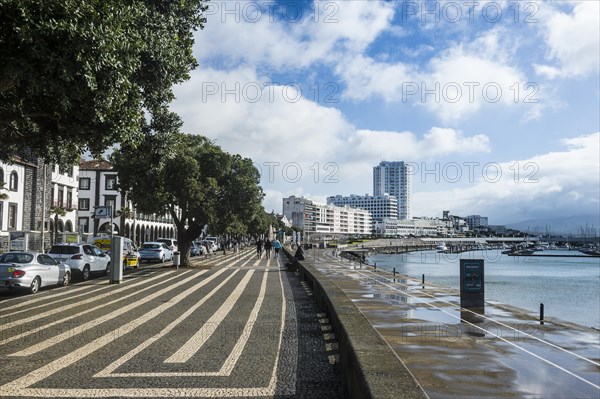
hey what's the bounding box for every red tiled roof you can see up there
[79,159,113,170]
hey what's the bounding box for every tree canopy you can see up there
[111,133,265,266]
[0,0,207,165]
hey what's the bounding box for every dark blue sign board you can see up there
[460,259,484,309]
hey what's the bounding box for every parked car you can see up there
[48,243,110,280]
[156,238,178,252]
[201,239,218,253]
[189,242,203,256]
[139,242,173,263]
[0,251,71,294]
[89,236,140,269]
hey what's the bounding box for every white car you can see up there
[156,238,178,252]
[190,242,205,256]
[48,243,110,281]
[201,240,218,253]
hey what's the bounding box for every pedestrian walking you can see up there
[273,238,282,257]
[264,239,272,259]
[256,238,263,259]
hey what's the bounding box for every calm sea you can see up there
[367,249,600,329]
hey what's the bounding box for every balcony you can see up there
[52,200,75,211]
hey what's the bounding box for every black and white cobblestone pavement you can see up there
[0,249,343,398]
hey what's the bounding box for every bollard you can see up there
[393,267,396,282]
[422,273,425,288]
[540,303,544,324]
[374,262,376,271]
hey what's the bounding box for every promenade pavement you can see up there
[0,248,343,398]
[301,247,600,399]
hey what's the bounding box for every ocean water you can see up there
[367,249,600,329]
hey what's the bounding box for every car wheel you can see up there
[61,272,71,287]
[161,255,165,263]
[82,265,91,281]
[105,262,110,276]
[135,258,140,268]
[30,277,41,294]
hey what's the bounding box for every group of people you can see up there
[255,238,282,259]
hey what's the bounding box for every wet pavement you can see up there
[304,248,600,399]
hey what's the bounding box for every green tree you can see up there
[112,133,264,266]
[0,182,7,201]
[50,206,67,243]
[0,0,208,166]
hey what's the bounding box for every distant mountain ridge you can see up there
[506,214,600,236]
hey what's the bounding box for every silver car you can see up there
[138,242,173,263]
[0,251,71,294]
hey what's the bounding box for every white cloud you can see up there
[346,127,490,161]
[536,1,600,79]
[336,28,530,123]
[195,1,395,69]
[172,66,495,214]
[412,132,600,221]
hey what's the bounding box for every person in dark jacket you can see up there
[264,239,272,259]
[256,238,263,259]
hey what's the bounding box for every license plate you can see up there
[7,267,14,273]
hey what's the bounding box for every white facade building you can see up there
[327,194,398,222]
[49,164,79,241]
[1,156,52,251]
[0,161,26,234]
[78,159,176,245]
[465,215,489,230]
[373,161,411,219]
[283,196,372,236]
[374,217,452,237]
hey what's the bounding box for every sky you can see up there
[171,0,600,225]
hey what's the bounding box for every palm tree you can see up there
[50,206,67,243]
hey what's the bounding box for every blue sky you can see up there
[172,0,600,225]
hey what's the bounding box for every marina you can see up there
[367,249,600,329]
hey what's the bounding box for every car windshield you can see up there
[49,246,79,255]
[142,244,161,249]
[0,253,34,263]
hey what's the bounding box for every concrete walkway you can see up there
[300,247,600,399]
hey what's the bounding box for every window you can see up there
[0,167,4,186]
[0,202,3,230]
[66,188,73,209]
[105,196,116,213]
[9,171,18,191]
[78,198,90,210]
[78,217,89,233]
[79,177,91,190]
[8,203,17,229]
[57,186,64,208]
[105,175,117,190]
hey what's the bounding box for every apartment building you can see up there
[282,196,372,237]
[373,161,412,219]
[327,194,398,222]
[78,159,176,245]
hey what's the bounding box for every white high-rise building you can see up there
[373,161,411,219]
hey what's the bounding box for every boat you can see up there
[507,248,535,256]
